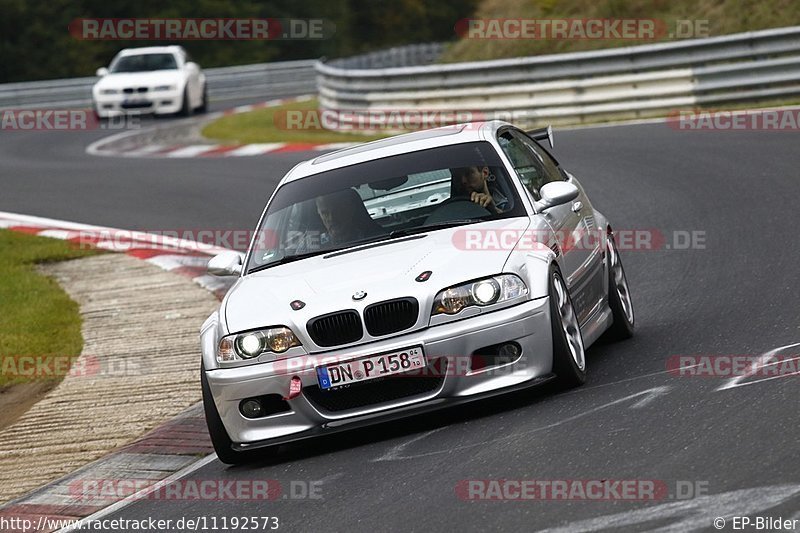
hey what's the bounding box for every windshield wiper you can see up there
[247,249,332,274]
[388,218,487,239]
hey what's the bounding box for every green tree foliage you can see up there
[0,0,476,82]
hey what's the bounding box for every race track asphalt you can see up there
[1,106,798,531]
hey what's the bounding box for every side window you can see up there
[518,132,563,185]
[498,131,548,200]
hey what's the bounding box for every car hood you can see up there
[94,71,185,90]
[224,217,531,338]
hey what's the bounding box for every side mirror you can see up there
[96,67,109,77]
[208,251,245,277]
[534,181,579,211]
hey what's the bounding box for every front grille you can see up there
[123,87,149,94]
[364,298,419,336]
[307,310,363,347]
[304,358,446,412]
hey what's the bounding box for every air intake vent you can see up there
[364,298,419,336]
[307,310,363,347]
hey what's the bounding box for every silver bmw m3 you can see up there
[200,121,634,464]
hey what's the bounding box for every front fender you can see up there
[200,311,223,371]
[505,248,558,299]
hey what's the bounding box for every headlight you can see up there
[100,89,119,95]
[153,85,176,91]
[432,274,528,315]
[217,326,301,362]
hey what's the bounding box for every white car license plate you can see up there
[316,347,425,390]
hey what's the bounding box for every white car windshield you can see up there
[110,53,178,73]
[246,141,526,273]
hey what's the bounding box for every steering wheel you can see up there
[424,196,491,225]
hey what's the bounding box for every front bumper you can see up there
[206,296,553,448]
[93,90,183,117]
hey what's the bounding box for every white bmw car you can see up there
[201,121,635,464]
[92,45,207,118]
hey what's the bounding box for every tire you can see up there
[179,87,192,117]
[604,232,635,340]
[197,85,208,113]
[201,364,262,465]
[549,264,587,388]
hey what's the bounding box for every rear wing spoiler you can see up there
[526,125,554,149]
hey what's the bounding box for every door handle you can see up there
[571,201,583,213]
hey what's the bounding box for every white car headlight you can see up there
[99,89,119,95]
[217,327,301,362]
[153,85,177,91]
[432,274,528,315]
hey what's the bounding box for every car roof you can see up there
[281,121,510,185]
[117,46,184,57]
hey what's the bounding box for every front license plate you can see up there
[316,347,425,390]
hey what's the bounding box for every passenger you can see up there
[315,189,383,245]
[451,166,508,214]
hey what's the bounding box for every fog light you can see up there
[498,343,520,358]
[240,399,264,419]
[471,342,522,372]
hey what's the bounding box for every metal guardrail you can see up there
[316,27,800,127]
[327,43,444,69]
[0,60,317,110]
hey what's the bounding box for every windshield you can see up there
[246,141,526,273]
[110,53,178,73]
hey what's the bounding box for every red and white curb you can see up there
[0,211,235,299]
[124,140,359,158]
[0,212,239,531]
[86,95,361,158]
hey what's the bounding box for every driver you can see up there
[315,189,383,245]
[451,166,508,214]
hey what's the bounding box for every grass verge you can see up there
[201,98,389,145]
[0,229,97,391]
